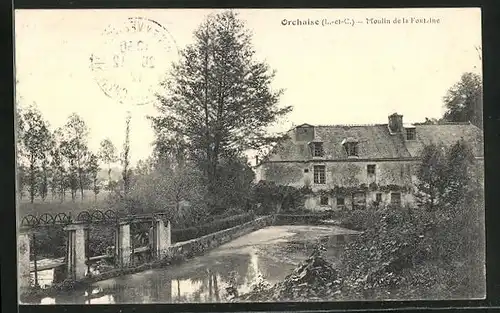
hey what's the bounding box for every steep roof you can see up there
[407,123,484,157]
[265,122,483,162]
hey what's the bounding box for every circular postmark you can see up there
[90,17,179,106]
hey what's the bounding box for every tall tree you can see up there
[16,107,26,199]
[151,10,291,212]
[121,113,132,197]
[415,143,448,210]
[38,158,50,201]
[60,113,90,201]
[87,153,101,202]
[98,138,118,190]
[442,72,483,128]
[20,105,52,203]
[443,139,477,208]
[51,128,69,201]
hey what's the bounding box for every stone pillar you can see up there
[18,228,31,294]
[152,219,171,259]
[64,223,87,281]
[115,222,131,267]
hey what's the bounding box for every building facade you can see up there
[254,113,484,211]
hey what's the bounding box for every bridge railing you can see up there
[18,209,171,293]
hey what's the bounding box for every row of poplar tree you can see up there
[15,104,131,203]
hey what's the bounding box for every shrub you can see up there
[87,226,115,256]
[32,226,66,259]
[251,181,307,215]
[171,213,255,243]
[338,207,379,231]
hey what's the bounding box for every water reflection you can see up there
[30,226,353,304]
[31,270,54,288]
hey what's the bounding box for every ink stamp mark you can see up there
[90,17,178,106]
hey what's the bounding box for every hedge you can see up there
[171,212,255,243]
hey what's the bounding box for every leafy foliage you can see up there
[251,181,309,214]
[59,113,90,201]
[443,72,482,128]
[87,153,101,201]
[98,138,118,190]
[19,105,52,203]
[126,157,206,220]
[415,143,447,210]
[121,113,132,200]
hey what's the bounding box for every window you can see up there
[367,164,376,175]
[353,192,367,209]
[313,142,324,157]
[304,168,309,173]
[376,193,382,203]
[406,128,416,140]
[337,197,345,206]
[313,165,326,184]
[320,196,329,206]
[345,143,359,157]
[391,192,402,206]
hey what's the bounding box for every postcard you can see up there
[15,8,484,304]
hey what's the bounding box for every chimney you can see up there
[388,113,403,133]
[255,155,259,165]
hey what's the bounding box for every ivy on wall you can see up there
[300,182,412,197]
[265,163,303,185]
[329,163,361,186]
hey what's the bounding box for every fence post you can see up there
[18,228,31,294]
[85,227,91,276]
[64,222,87,281]
[32,232,38,287]
[152,219,171,259]
[115,222,131,268]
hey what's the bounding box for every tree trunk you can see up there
[29,160,35,204]
[78,168,84,201]
[108,165,112,191]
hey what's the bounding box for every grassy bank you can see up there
[18,190,112,216]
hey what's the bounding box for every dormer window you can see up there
[406,128,416,140]
[313,142,324,157]
[342,137,359,157]
[346,143,358,157]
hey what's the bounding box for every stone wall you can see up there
[163,216,274,261]
[260,160,419,188]
[259,160,420,211]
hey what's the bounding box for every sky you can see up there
[14,8,482,165]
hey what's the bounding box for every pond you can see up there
[30,225,359,304]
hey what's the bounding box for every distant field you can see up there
[18,190,112,217]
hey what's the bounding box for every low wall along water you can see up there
[165,215,274,260]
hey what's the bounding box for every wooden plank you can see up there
[133,246,149,253]
[29,254,114,272]
[89,255,113,262]
[30,257,64,272]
